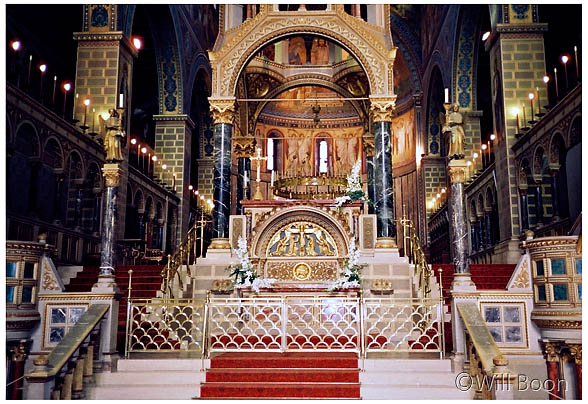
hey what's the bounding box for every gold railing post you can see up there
[125,269,133,358]
[201,291,211,371]
[71,354,85,399]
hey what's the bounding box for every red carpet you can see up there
[65,265,164,351]
[200,352,360,399]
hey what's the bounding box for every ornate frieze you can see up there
[264,260,338,281]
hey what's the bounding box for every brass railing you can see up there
[398,217,433,298]
[24,304,109,399]
[160,225,198,298]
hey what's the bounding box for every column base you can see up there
[91,275,120,294]
[209,238,231,250]
[451,273,477,292]
[375,237,397,249]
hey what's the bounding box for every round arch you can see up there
[14,121,41,158]
[42,137,65,169]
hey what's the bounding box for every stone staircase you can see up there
[86,356,470,400]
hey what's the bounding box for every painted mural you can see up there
[391,108,416,166]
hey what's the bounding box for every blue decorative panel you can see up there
[455,8,477,109]
[576,259,582,274]
[537,285,546,301]
[22,286,33,303]
[162,46,179,112]
[578,285,582,300]
[535,260,544,276]
[511,5,530,20]
[504,307,520,322]
[6,286,15,303]
[24,262,35,279]
[91,6,108,27]
[551,259,566,275]
[553,284,568,301]
[6,262,17,277]
[505,326,521,342]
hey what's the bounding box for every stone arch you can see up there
[134,188,145,211]
[42,137,64,169]
[424,64,445,155]
[14,121,41,158]
[485,186,495,210]
[532,146,546,178]
[389,10,423,95]
[476,193,485,217]
[251,206,352,259]
[66,150,84,180]
[568,114,581,147]
[549,132,567,165]
[211,6,396,98]
[469,199,478,221]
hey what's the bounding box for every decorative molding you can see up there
[233,137,256,158]
[534,319,582,330]
[511,259,530,289]
[41,261,60,291]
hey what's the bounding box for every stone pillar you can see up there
[485,209,493,246]
[570,344,582,399]
[363,134,376,215]
[542,342,563,400]
[137,209,145,243]
[448,160,475,289]
[97,163,122,282]
[208,99,235,250]
[470,219,477,252]
[52,170,65,224]
[519,186,529,231]
[9,340,27,400]
[234,137,255,214]
[370,97,396,248]
[549,164,560,219]
[534,178,544,227]
[477,214,485,251]
[153,115,195,242]
[92,187,101,236]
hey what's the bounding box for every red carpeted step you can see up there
[210,352,358,369]
[200,382,360,399]
[206,368,359,383]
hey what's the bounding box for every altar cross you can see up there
[250,147,268,200]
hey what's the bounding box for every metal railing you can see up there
[160,225,198,298]
[126,295,445,359]
[398,217,433,298]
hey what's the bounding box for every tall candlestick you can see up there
[91,108,96,133]
[554,67,559,99]
[27,55,32,86]
[574,46,579,81]
[270,170,275,187]
[119,93,124,108]
[528,93,534,123]
[444,88,449,103]
[543,75,550,107]
[535,87,540,115]
[172,172,176,189]
[516,113,520,133]
[562,55,569,91]
[522,105,527,125]
[52,76,57,105]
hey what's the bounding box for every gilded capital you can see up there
[102,163,122,187]
[448,160,468,184]
[542,341,560,363]
[569,344,582,366]
[233,137,256,158]
[209,99,236,125]
[363,135,375,157]
[369,96,396,122]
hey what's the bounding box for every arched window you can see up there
[319,140,328,173]
[266,131,283,173]
[267,138,275,171]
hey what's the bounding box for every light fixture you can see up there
[83,98,91,107]
[10,39,21,52]
[481,144,487,151]
[473,152,479,159]
[441,188,446,194]
[39,64,47,73]
[528,92,534,100]
[543,75,550,84]
[195,190,199,195]
[482,31,490,41]
[132,36,143,51]
[200,195,205,201]
[63,82,72,92]
[436,193,441,199]
[152,155,158,162]
[188,185,193,190]
[490,134,496,141]
[100,112,110,121]
[141,147,147,154]
[162,164,167,170]
[131,138,137,145]
[561,55,569,64]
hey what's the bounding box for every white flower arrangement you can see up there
[328,238,364,291]
[227,236,276,293]
[335,159,369,207]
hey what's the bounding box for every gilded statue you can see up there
[285,233,299,256]
[102,109,125,162]
[441,104,465,160]
[271,232,290,256]
[317,230,335,256]
[305,235,318,256]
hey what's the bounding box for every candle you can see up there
[52,76,57,105]
[574,46,579,80]
[270,170,275,187]
[119,93,124,108]
[91,108,96,132]
[528,93,534,121]
[244,170,248,186]
[27,55,32,86]
[554,67,559,99]
[543,75,550,107]
[516,112,520,133]
[172,172,176,188]
[522,105,526,125]
[535,87,540,115]
[562,55,569,91]
[444,88,449,103]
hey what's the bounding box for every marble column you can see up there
[92,187,101,235]
[370,97,396,248]
[570,344,582,399]
[209,99,235,250]
[470,219,477,252]
[447,160,475,290]
[550,165,561,219]
[534,179,544,227]
[234,137,255,215]
[98,163,122,280]
[485,210,493,246]
[363,135,376,215]
[542,341,563,400]
[519,187,529,231]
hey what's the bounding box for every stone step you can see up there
[89,384,202,400]
[96,370,205,385]
[362,358,452,372]
[360,370,458,385]
[117,358,210,372]
[360,385,470,400]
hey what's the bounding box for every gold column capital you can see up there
[102,163,122,188]
[542,341,560,363]
[233,137,256,158]
[209,98,236,125]
[363,135,375,157]
[448,160,468,184]
[369,96,396,122]
[569,344,582,366]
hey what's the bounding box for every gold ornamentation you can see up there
[233,137,256,158]
[369,97,396,122]
[370,279,393,293]
[102,163,122,187]
[569,344,582,366]
[209,238,231,250]
[231,218,244,250]
[273,175,347,200]
[511,260,530,288]
[101,108,125,162]
[375,237,397,249]
[524,237,580,250]
[265,260,337,281]
[363,136,375,158]
[542,341,560,362]
[362,216,376,249]
[448,161,467,184]
[42,261,60,291]
[12,340,27,361]
[293,263,312,281]
[267,222,337,257]
[209,99,236,125]
[534,319,582,330]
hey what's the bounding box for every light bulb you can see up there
[63,82,72,92]
[561,55,569,64]
[100,112,110,120]
[152,155,157,161]
[132,37,143,50]
[543,75,550,84]
[39,64,47,73]
[528,93,534,100]
[83,98,91,106]
[10,39,21,52]
[481,144,487,151]
[131,138,137,145]
[141,147,147,154]
[473,152,479,159]
[490,134,496,141]
[162,164,167,170]
[189,185,193,190]
[481,31,490,41]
